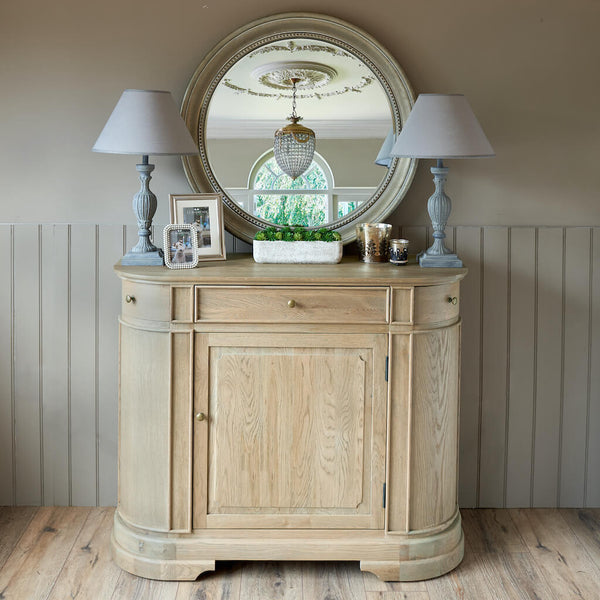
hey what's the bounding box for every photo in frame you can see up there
[169,193,226,261]
[163,224,199,269]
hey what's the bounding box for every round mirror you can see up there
[182,13,416,244]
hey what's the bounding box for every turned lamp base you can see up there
[419,161,463,268]
[122,156,165,266]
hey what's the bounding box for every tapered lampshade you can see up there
[93,89,198,156]
[374,129,395,167]
[391,94,494,159]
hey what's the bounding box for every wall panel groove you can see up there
[0,223,598,508]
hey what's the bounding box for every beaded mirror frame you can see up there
[181,13,417,244]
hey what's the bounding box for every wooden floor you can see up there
[0,507,599,599]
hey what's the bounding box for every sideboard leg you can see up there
[360,561,402,582]
[111,530,216,580]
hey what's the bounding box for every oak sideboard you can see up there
[113,255,467,581]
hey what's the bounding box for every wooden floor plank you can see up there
[0,506,88,600]
[475,551,559,600]
[0,507,37,570]
[46,507,121,600]
[510,508,600,599]
[239,561,302,599]
[302,561,367,600]
[558,509,600,569]
[366,592,430,599]
[427,548,559,600]
[110,570,179,600]
[461,508,527,553]
[175,561,243,600]
[425,549,508,600]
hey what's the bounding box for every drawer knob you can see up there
[448,296,458,305]
[125,295,135,304]
[287,299,296,308]
[195,412,207,422]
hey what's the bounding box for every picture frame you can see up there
[169,193,226,261]
[163,224,199,269]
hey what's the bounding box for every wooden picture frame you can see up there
[163,224,199,269]
[169,193,226,261]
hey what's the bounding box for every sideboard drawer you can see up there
[195,286,389,324]
[121,281,171,322]
[413,283,460,324]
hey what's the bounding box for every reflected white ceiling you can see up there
[206,39,392,140]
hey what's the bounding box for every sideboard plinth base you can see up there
[111,510,464,582]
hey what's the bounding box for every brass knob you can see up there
[125,295,135,304]
[195,412,207,422]
[287,299,296,308]
[448,296,458,305]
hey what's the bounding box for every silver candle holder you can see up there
[356,223,392,262]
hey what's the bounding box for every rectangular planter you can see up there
[253,240,343,264]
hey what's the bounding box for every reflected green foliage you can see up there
[255,194,327,226]
[253,157,329,226]
[338,201,358,218]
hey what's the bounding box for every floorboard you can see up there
[0,507,599,599]
[0,506,37,570]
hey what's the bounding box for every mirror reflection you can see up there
[205,38,393,228]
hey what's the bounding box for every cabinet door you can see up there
[193,332,387,530]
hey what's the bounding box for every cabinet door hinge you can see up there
[383,482,386,508]
[385,356,389,382]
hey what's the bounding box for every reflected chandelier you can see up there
[273,78,316,179]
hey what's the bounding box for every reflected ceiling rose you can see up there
[273,78,316,180]
[252,61,338,91]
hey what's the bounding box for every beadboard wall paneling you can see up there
[0,224,598,508]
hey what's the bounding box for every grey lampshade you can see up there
[391,94,495,159]
[374,129,395,167]
[93,89,198,156]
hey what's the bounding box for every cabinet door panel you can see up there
[194,333,387,530]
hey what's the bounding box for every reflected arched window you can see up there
[248,151,334,226]
[226,149,367,226]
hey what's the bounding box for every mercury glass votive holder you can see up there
[356,223,392,262]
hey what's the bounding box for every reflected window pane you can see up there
[337,201,359,218]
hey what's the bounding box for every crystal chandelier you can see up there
[273,78,316,179]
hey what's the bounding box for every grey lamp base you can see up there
[121,249,164,266]
[418,250,463,268]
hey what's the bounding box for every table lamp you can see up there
[391,94,495,267]
[93,89,198,265]
[374,129,395,167]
